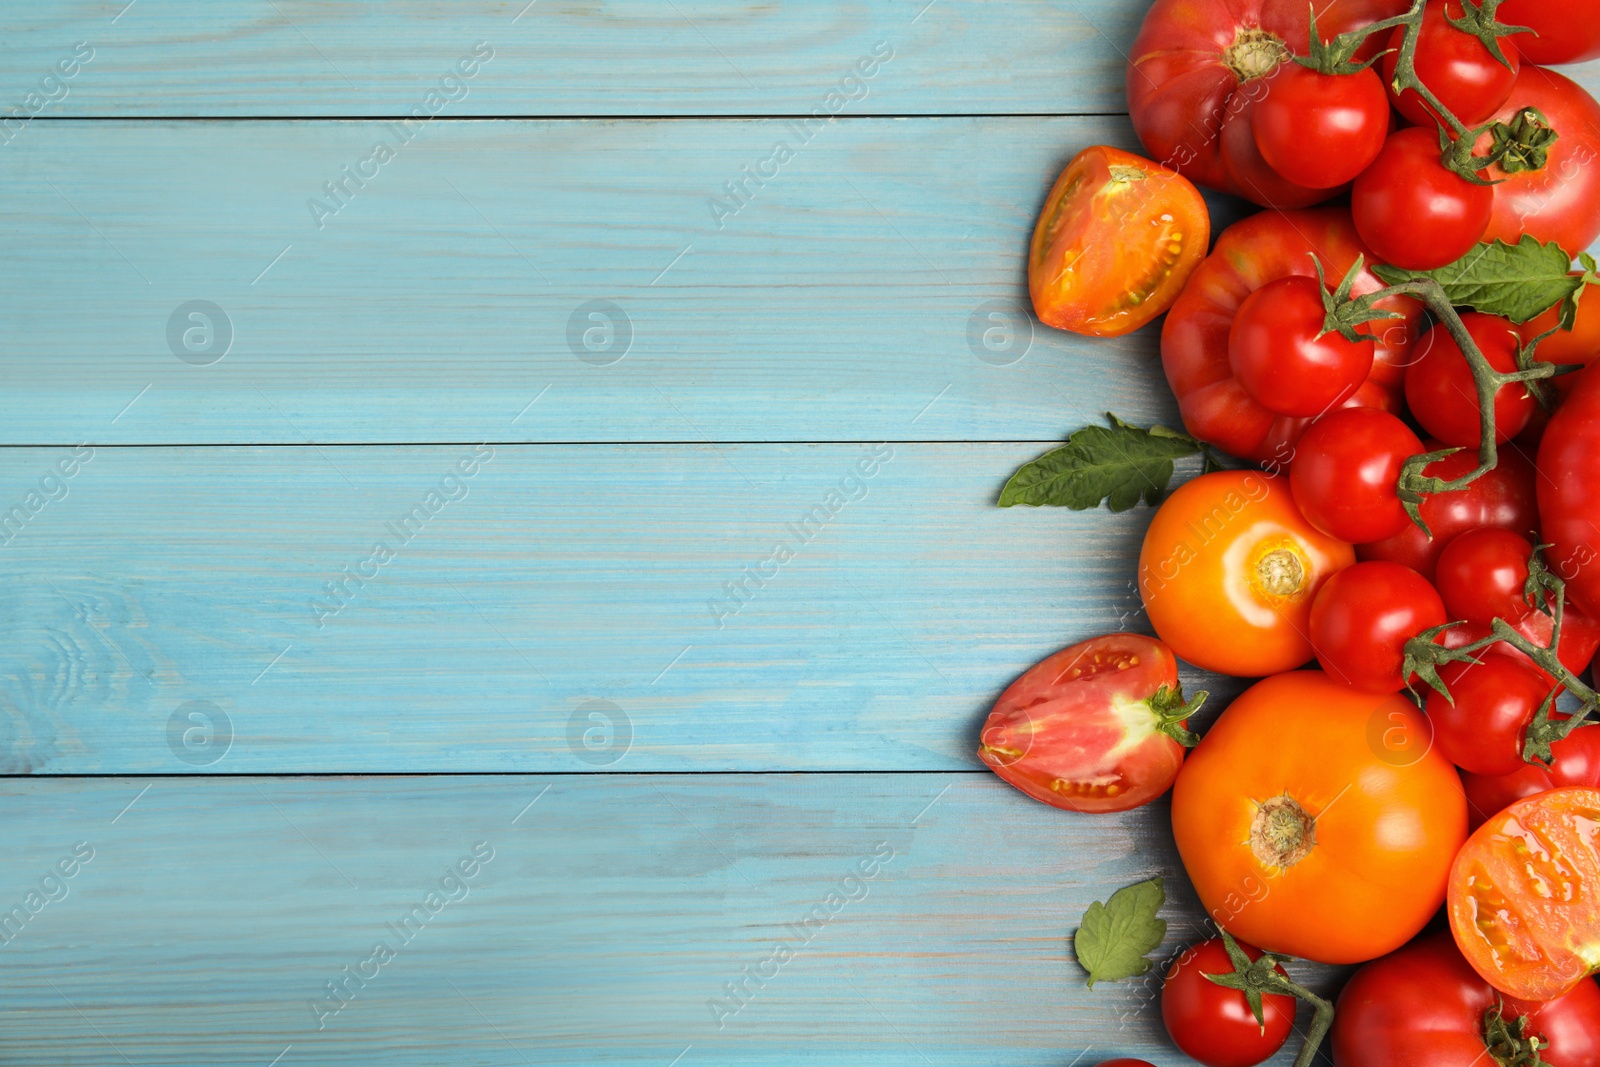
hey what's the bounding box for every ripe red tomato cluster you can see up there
[990,2,1600,1064]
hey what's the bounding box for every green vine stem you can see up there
[1203,930,1334,1067]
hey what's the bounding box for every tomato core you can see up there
[1254,547,1307,598]
[1250,794,1317,869]
[1225,27,1289,82]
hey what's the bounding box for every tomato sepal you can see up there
[1201,931,1334,1067]
[1150,684,1205,749]
[1482,998,1549,1067]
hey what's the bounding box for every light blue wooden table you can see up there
[4,4,1596,1064]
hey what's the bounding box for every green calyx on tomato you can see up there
[1202,931,1334,1067]
[1489,106,1557,174]
[1482,999,1548,1067]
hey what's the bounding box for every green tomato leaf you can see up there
[1371,236,1582,324]
[1073,876,1167,989]
[998,414,1201,511]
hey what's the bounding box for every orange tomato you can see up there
[1028,145,1209,338]
[1449,787,1600,1001]
[1172,670,1468,965]
[1137,470,1353,677]
[1518,281,1600,400]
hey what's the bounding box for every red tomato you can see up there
[1539,362,1600,615]
[1449,786,1600,1000]
[1435,527,1535,625]
[1127,0,1409,206]
[1162,939,1294,1067]
[976,634,1194,813]
[1357,442,1539,581]
[1290,408,1422,544]
[1439,604,1600,688]
[1333,930,1600,1067]
[1480,66,1600,255]
[1253,63,1391,188]
[1382,0,1520,127]
[1228,275,1375,417]
[1353,128,1494,270]
[1310,561,1447,692]
[1463,726,1600,829]
[1406,312,1535,448]
[1428,653,1555,775]
[1162,208,1420,463]
[1518,280,1600,398]
[1497,0,1600,65]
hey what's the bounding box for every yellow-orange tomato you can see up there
[1028,145,1209,338]
[1137,471,1353,677]
[1172,670,1468,964]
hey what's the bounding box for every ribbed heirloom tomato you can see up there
[1172,671,1467,964]
[1138,471,1354,677]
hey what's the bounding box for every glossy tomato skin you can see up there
[1309,561,1447,693]
[1163,208,1420,463]
[1290,408,1422,544]
[1462,726,1600,829]
[1333,930,1600,1067]
[1228,275,1375,417]
[1128,0,1408,206]
[1435,527,1534,625]
[1519,279,1600,398]
[976,634,1190,813]
[1383,0,1519,127]
[1407,312,1534,447]
[1353,127,1494,270]
[1480,67,1600,261]
[1497,0,1600,65]
[1028,145,1210,338]
[1539,363,1600,616]
[1428,654,1554,775]
[1357,442,1539,581]
[1440,603,1600,686]
[1139,472,1354,677]
[1253,64,1391,188]
[1450,787,1600,1000]
[1172,671,1467,964]
[1162,939,1294,1067]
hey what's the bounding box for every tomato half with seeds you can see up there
[1173,670,1467,963]
[1028,145,1210,338]
[1450,786,1600,1000]
[977,634,1197,813]
[1138,471,1354,677]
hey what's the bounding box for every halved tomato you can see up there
[1449,786,1600,1000]
[1028,145,1210,338]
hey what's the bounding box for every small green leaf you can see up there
[1073,876,1167,989]
[1372,237,1582,324]
[998,415,1201,510]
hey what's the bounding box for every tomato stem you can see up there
[1483,997,1549,1066]
[1202,930,1333,1067]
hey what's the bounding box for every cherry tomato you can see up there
[1440,603,1600,687]
[1406,312,1534,448]
[1290,408,1422,544]
[1539,362,1600,615]
[1462,725,1600,829]
[1228,275,1375,417]
[1253,63,1391,189]
[1450,786,1600,1000]
[1479,66,1600,255]
[1174,671,1467,963]
[1161,938,1294,1067]
[1382,0,1520,128]
[1435,527,1534,625]
[1428,653,1554,775]
[1333,930,1600,1067]
[1163,208,1420,464]
[1028,145,1211,338]
[1497,0,1600,65]
[1138,471,1354,677]
[976,634,1195,813]
[1309,561,1447,692]
[1357,442,1539,580]
[1518,280,1600,398]
[1353,127,1493,270]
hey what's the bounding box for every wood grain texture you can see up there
[0,441,1248,774]
[0,774,1338,1066]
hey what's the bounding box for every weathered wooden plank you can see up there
[0,116,1241,445]
[0,773,1334,1066]
[0,442,1246,774]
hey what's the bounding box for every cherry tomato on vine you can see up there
[1353,127,1493,270]
[1309,561,1447,693]
[1406,312,1534,447]
[1539,362,1600,616]
[1427,653,1553,775]
[1519,282,1600,398]
[1138,471,1354,677]
[1440,602,1600,687]
[1382,0,1520,128]
[1228,276,1375,417]
[1435,527,1534,625]
[1253,63,1391,188]
[1028,145,1210,338]
[1290,408,1422,544]
[1462,725,1600,829]
[1161,938,1294,1067]
[1478,66,1600,256]
[1497,0,1600,65]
